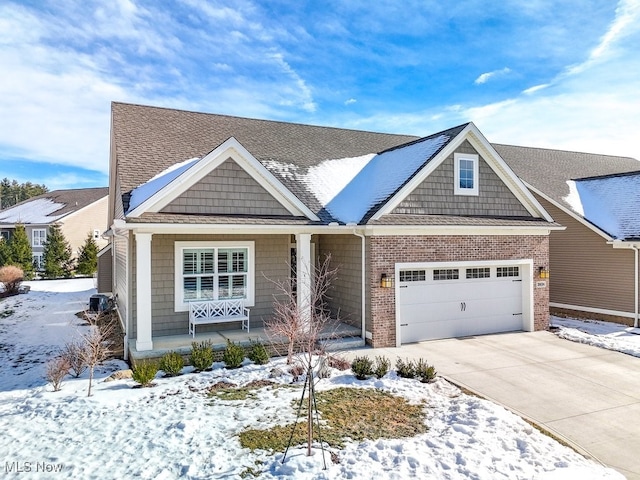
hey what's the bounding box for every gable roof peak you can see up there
[378,123,472,155]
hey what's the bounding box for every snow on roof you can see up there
[124,134,450,224]
[563,172,640,239]
[326,135,450,223]
[300,154,375,206]
[0,198,66,224]
[127,157,199,213]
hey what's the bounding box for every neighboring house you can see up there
[496,145,640,327]
[107,103,559,355]
[0,187,109,270]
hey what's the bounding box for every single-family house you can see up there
[0,187,109,270]
[495,145,640,327]
[107,103,559,358]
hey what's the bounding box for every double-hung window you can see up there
[454,153,479,196]
[32,228,47,247]
[175,241,254,311]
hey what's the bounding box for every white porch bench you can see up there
[188,299,250,337]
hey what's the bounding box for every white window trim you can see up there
[454,152,479,196]
[32,228,47,247]
[174,241,255,312]
[32,253,43,270]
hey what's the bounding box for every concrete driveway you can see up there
[346,331,640,479]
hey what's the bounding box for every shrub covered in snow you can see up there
[189,340,214,372]
[0,265,23,295]
[159,351,184,377]
[223,339,245,369]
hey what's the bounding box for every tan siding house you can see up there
[107,103,558,360]
[497,145,640,327]
[0,187,108,271]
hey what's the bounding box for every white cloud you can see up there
[474,67,511,85]
[345,98,357,105]
[269,52,317,113]
[567,0,640,75]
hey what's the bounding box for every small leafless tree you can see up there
[265,254,340,461]
[62,339,88,378]
[45,355,71,392]
[81,313,116,397]
[265,254,339,364]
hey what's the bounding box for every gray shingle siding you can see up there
[318,234,363,328]
[129,233,289,338]
[161,158,293,217]
[393,141,532,217]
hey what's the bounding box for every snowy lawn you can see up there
[0,280,623,479]
[551,315,640,358]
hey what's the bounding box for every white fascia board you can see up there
[525,183,614,241]
[127,137,319,221]
[372,122,553,222]
[365,224,561,236]
[117,221,359,236]
[610,240,640,249]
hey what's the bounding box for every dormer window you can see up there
[454,153,479,196]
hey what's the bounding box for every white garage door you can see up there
[398,265,524,343]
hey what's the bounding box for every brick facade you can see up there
[367,234,550,347]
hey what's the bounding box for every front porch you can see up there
[128,321,363,363]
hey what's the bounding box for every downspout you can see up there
[633,244,639,328]
[353,230,366,341]
[105,224,129,361]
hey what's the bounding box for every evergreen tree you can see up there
[0,178,48,209]
[76,232,98,276]
[0,238,10,267]
[8,224,34,279]
[43,224,74,278]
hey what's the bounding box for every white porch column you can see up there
[296,233,312,329]
[135,232,153,351]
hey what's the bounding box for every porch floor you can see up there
[128,322,362,362]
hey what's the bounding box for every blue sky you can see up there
[1,0,639,190]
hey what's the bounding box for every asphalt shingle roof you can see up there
[494,144,640,212]
[0,187,108,225]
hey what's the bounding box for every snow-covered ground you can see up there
[551,315,640,358]
[0,280,623,479]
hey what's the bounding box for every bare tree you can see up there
[265,254,340,460]
[80,313,116,397]
[265,254,339,362]
[45,355,71,392]
[61,339,88,378]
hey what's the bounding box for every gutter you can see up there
[353,230,367,342]
[107,222,130,361]
[633,244,639,328]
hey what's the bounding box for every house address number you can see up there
[536,281,547,288]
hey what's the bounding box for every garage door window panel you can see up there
[497,266,520,278]
[466,267,491,279]
[433,269,459,280]
[399,270,426,282]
